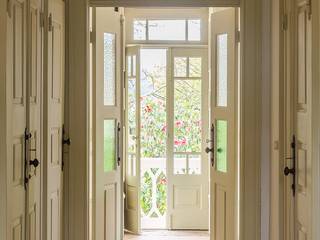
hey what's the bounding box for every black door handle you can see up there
[30,159,40,168]
[284,135,296,196]
[284,166,295,176]
[205,147,213,153]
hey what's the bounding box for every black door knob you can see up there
[30,159,40,168]
[205,147,213,153]
[284,166,295,176]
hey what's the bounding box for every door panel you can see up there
[26,0,42,239]
[45,0,64,239]
[124,46,141,234]
[6,1,27,239]
[93,7,123,240]
[210,8,237,240]
[294,1,312,239]
[168,48,209,230]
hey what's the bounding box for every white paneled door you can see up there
[210,8,238,240]
[93,7,123,240]
[124,46,141,234]
[26,0,42,239]
[6,0,42,239]
[290,1,312,239]
[44,0,64,239]
[6,1,28,239]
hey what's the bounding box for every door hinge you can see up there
[90,30,95,44]
[40,12,45,28]
[236,30,240,43]
[282,13,288,31]
[48,13,53,32]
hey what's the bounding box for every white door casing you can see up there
[93,7,123,240]
[6,1,27,239]
[44,0,64,239]
[168,47,209,230]
[124,45,141,234]
[210,8,237,240]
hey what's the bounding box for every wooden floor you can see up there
[124,230,209,240]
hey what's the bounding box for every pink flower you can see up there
[161,125,167,132]
[181,138,187,145]
[174,139,180,145]
[196,120,202,126]
[160,178,167,185]
[145,105,152,113]
[175,121,183,127]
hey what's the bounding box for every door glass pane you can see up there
[216,33,228,107]
[189,57,202,77]
[174,79,201,152]
[188,154,201,174]
[148,20,186,41]
[104,33,116,106]
[174,154,187,174]
[134,20,147,40]
[216,120,227,173]
[174,57,187,77]
[188,19,201,41]
[104,119,116,172]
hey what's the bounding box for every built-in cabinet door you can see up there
[167,48,209,230]
[6,1,27,239]
[26,0,42,239]
[124,46,141,234]
[293,1,312,239]
[44,0,64,239]
[210,8,237,240]
[93,7,123,240]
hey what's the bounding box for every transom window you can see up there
[133,19,201,41]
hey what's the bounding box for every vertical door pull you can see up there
[205,124,215,167]
[284,135,296,196]
[117,122,121,166]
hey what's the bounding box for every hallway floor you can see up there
[124,230,209,240]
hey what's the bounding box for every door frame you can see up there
[0,1,7,240]
[66,1,261,240]
[270,0,320,239]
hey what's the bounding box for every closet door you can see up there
[44,0,64,239]
[6,1,27,239]
[25,0,42,239]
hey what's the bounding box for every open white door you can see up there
[44,0,64,239]
[210,8,238,240]
[287,1,312,239]
[168,48,209,230]
[93,7,123,240]
[124,46,141,234]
